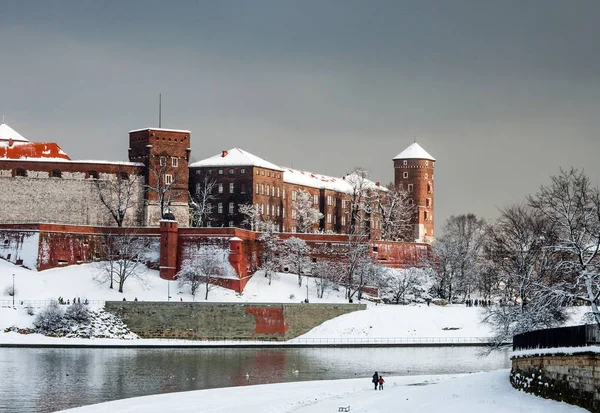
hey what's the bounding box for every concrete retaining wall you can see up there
[511,353,600,413]
[104,301,366,341]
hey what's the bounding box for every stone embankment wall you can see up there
[511,353,600,413]
[104,302,365,340]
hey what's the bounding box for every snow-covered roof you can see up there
[189,148,284,171]
[0,123,29,142]
[0,158,144,166]
[283,167,386,193]
[129,127,191,134]
[393,142,435,161]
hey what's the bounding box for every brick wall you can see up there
[104,301,366,340]
[511,353,600,413]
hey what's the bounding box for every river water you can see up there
[0,346,510,413]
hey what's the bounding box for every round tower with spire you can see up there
[393,142,435,243]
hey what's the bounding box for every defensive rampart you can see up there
[104,301,366,341]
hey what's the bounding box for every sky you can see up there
[1,1,599,235]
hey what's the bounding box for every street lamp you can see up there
[12,273,15,307]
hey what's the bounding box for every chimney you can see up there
[221,150,228,157]
[8,138,13,147]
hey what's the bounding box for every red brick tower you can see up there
[128,128,191,226]
[393,142,435,243]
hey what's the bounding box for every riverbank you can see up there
[53,369,586,413]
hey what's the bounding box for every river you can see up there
[0,346,510,413]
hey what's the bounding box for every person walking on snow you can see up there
[372,372,379,390]
[378,376,385,390]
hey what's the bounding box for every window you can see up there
[426,198,431,207]
[342,216,346,226]
[277,206,280,217]
[229,169,234,174]
[266,184,270,196]
[256,183,259,194]
[241,183,246,194]
[424,211,428,220]
[292,191,297,201]
[277,187,280,197]
[341,199,346,209]
[229,183,234,193]
[240,169,245,174]
[425,160,429,166]
[218,183,223,193]
[403,160,407,165]
[291,226,296,233]
[327,195,332,206]
[408,184,413,193]
[160,156,166,166]
[428,182,433,193]
[218,203,223,213]
[272,205,275,216]
[283,189,286,199]
[327,213,332,224]
[256,169,260,175]
[261,184,264,195]
[314,194,318,204]
[261,170,265,176]
[172,158,178,167]
[229,202,234,214]
[229,221,234,227]
[266,204,270,216]
[164,174,173,184]
[195,183,201,194]
[424,173,428,179]
[292,210,297,219]
[218,169,223,175]
[206,204,212,213]
[403,172,408,179]
[260,204,264,214]
[267,172,270,177]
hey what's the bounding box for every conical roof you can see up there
[0,123,29,142]
[393,142,435,161]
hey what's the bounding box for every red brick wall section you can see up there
[159,220,179,280]
[245,307,289,335]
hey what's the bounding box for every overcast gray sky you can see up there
[1,0,599,235]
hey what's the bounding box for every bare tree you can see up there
[282,237,311,287]
[293,189,323,233]
[380,267,434,304]
[377,184,414,241]
[96,232,146,293]
[94,170,140,227]
[259,222,281,285]
[177,245,234,300]
[190,176,217,227]
[528,168,600,325]
[312,260,344,299]
[146,154,186,219]
[239,203,261,231]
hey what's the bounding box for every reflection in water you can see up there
[0,346,509,413]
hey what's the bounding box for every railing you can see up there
[513,324,600,351]
[0,300,106,308]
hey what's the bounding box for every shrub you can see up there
[432,298,448,306]
[4,285,16,297]
[34,301,64,333]
[65,302,90,323]
[26,307,35,316]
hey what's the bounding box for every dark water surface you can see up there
[0,346,510,413]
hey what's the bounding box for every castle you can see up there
[0,122,435,242]
[0,122,434,290]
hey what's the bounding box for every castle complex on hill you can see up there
[0,122,435,242]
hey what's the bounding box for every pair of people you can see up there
[372,372,385,390]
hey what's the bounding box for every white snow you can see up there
[512,346,600,357]
[53,369,586,413]
[393,142,435,161]
[189,148,284,171]
[0,259,591,346]
[0,123,29,142]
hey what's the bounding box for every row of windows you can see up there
[12,169,129,180]
[402,172,432,179]
[206,168,247,175]
[159,156,179,168]
[255,169,282,179]
[402,160,430,166]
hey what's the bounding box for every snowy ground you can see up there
[54,369,586,413]
[0,259,590,345]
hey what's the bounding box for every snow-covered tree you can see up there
[282,237,311,287]
[259,223,281,285]
[34,301,64,334]
[190,176,217,227]
[380,267,434,304]
[94,169,140,227]
[177,245,234,300]
[239,203,261,231]
[376,184,413,242]
[528,168,600,325]
[95,232,146,293]
[292,189,323,233]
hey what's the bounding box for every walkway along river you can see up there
[0,346,510,413]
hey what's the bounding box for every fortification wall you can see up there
[511,353,600,413]
[0,160,145,227]
[104,301,366,340]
